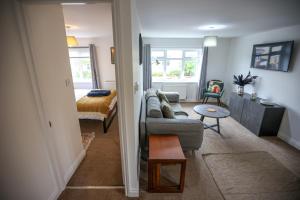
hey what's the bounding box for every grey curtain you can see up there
[143,44,152,90]
[197,47,208,100]
[89,44,101,89]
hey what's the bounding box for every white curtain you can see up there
[197,47,208,100]
[143,44,152,90]
[89,44,101,89]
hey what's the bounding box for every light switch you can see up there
[134,81,139,93]
[65,79,71,87]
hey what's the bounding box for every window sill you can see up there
[152,80,198,83]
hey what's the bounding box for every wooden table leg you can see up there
[148,161,153,191]
[155,163,160,189]
[179,161,186,192]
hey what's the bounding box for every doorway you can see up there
[17,0,131,198]
[61,2,123,189]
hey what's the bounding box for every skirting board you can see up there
[63,149,86,184]
[127,188,139,197]
[278,134,300,150]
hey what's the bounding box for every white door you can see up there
[22,2,84,185]
[0,1,60,200]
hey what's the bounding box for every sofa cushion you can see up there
[175,114,189,120]
[145,88,158,100]
[171,103,189,116]
[147,96,163,118]
[157,90,169,103]
[160,100,175,119]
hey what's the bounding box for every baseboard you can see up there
[127,187,139,197]
[48,187,59,200]
[278,134,300,150]
[63,149,86,185]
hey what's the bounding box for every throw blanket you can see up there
[87,89,111,97]
[77,89,117,115]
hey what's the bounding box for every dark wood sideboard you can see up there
[229,92,285,136]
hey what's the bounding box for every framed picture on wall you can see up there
[250,41,294,72]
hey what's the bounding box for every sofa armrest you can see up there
[146,118,203,134]
[162,92,180,103]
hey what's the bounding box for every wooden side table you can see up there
[148,135,186,193]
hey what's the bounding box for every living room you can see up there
[2,0,300,199]
[137,0,300,199]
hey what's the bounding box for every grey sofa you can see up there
[140,90,204,159]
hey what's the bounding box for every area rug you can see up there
[203,151,300,200]
[81,132,95,150]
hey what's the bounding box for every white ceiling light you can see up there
[203,36,217,47]
[61,3,86,5]
[198,24,227,30]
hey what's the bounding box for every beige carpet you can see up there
[139,102,300,200]
[66,116,123,187]
[204,151,300,200]
[60,102,300,200]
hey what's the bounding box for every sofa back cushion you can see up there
[147,96,163,118]
[156,90,169,103]
[161,100,175,119]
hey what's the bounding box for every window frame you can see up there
[68,46,93,89]
[151,47,202,82]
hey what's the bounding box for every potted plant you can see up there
[233,71,258,95]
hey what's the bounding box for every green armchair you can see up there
[202,80,224,106]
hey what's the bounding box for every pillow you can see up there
[145,88,158,100]
[156,90,169,103]
[160,100,175,119]
[207,80,222,93]
[147,96,163,118]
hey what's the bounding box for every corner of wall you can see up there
[278,133,300,150]
[63,149,86,185]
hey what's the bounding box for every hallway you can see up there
[59,117,125,199]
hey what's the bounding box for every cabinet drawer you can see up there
[229,93,244,122]
[240,99,265,135]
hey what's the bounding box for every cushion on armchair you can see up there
[207,80,223,93]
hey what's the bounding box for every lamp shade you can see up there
[203,36,217,47]
[67,36,79,47]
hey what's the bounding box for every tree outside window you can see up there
[151,48,202,82]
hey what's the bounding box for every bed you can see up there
[76,89,117,133]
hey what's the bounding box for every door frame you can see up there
[15,0,135,198]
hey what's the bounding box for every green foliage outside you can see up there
[184,60,196,77]
[152,71,164,77]
[166,69,181,78]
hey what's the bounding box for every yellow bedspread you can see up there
[76,90,117,115]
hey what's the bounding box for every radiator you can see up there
[162,84,187,100]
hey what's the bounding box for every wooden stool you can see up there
[148,135,186,193]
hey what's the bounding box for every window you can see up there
[151,48,202,82]
[68,47,92,89]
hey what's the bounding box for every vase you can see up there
[237,86,244,95]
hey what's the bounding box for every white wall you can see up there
[225,25,300,149]
[77,37,116,89]
[143,37,231,101]
[0,2,59,200]
[113,0,142,196]
[131,1,143,194]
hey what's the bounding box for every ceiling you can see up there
[63,3,113,38]
[136,0,300,38]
